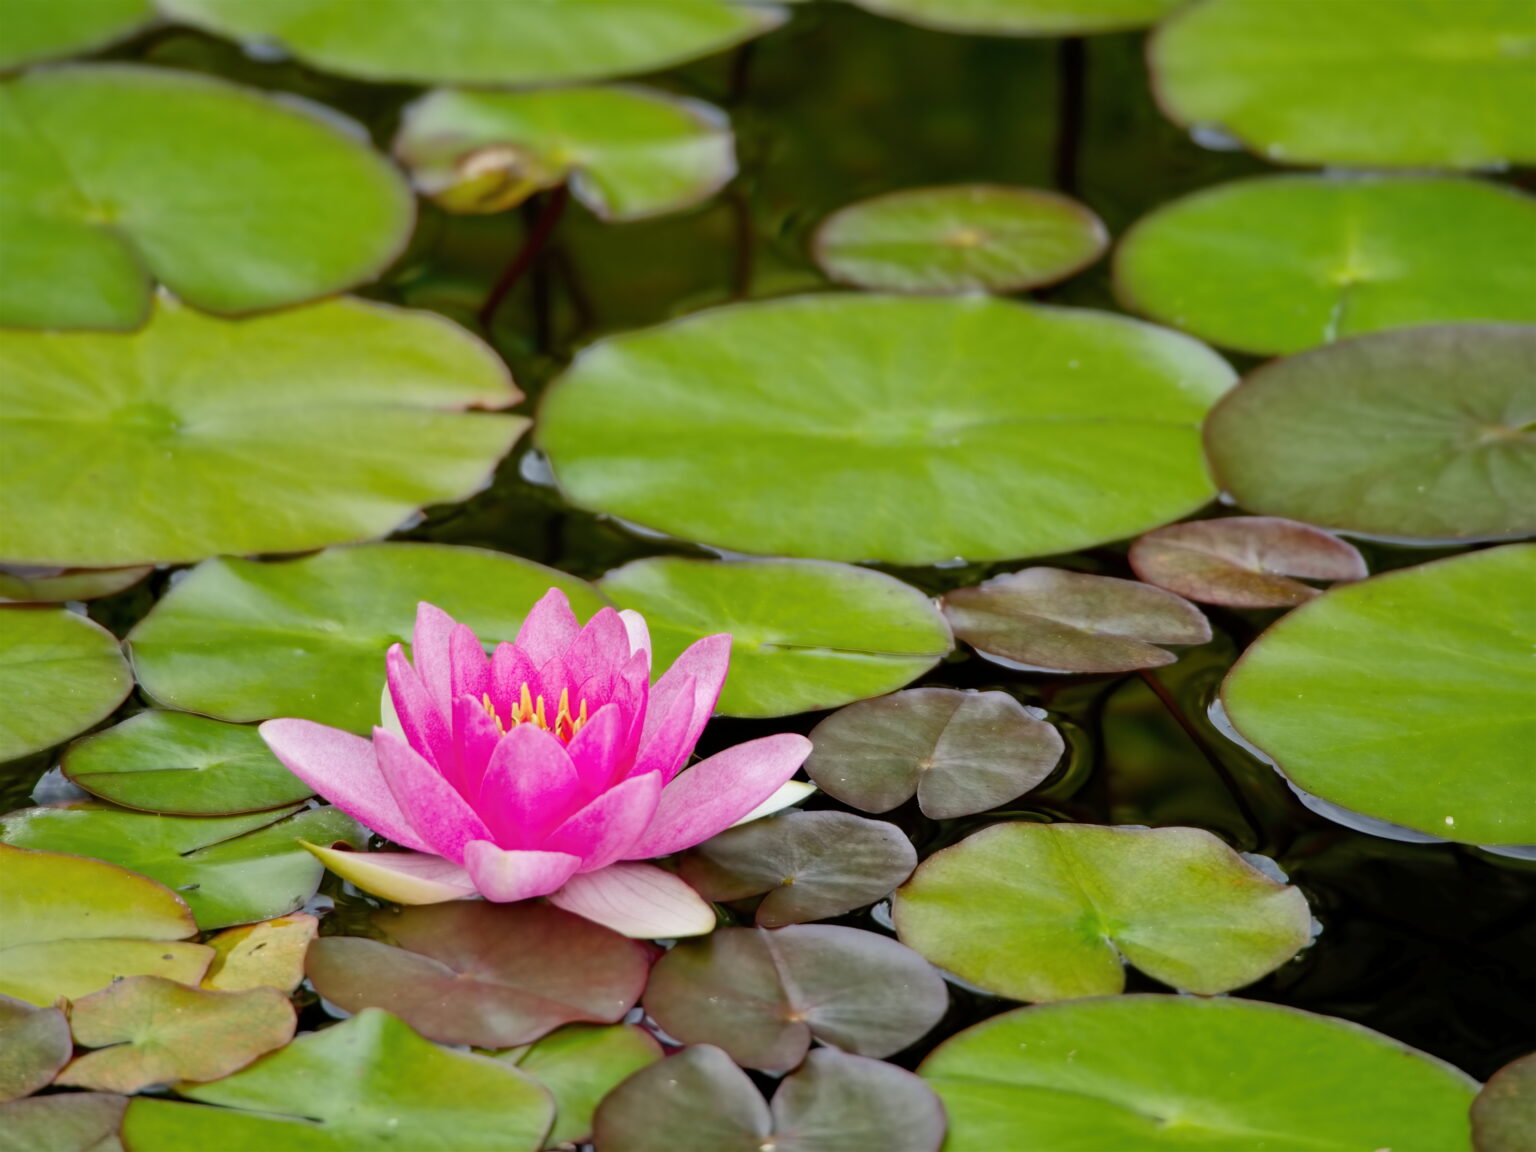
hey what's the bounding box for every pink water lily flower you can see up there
[261,589,812,938]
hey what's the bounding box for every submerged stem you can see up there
[478,184,571,332]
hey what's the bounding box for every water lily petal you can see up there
[410,601,457,715]
[474,723,584,848]
[546,771,664,871]
[374,727,491,862]
[449,622,491,702]
[729,780,819,827]
[628,674,697,782]
[451,693,503,795]
[261,719,430,853]
[565,702,635,793]
[490,640,539,717]
[564,607,632,681]
[626,733,813,859]
[386,644,451,768]
[303,842,476,904]
[548,862,716,939]
[618,609,651,660]
[464,842,582,903]
[516,587,582,665]
[639,633,730,780]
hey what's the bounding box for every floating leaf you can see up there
[0,299,522,567]
[680,811,917,927]
[1128,517,1368,609]
[0,845,210,1006]
[942,567,1211,674]
[0,995,71,1102]
[922,995,1477,1149]
[539,294,1235,565]
[64,712,312,816]
[129,544,607,733]
[1115,175,1536,355]
[804,688,1063,818]
[893,822,1311,1002]
[201,914,317,994]
[500,1024,662,1149]
[0,0,153,69]
[644,924,947,1071]
[599,557,952,717]
[0,1094,128,1152]
[1204,325,1535,543]
[122,1009,554,1152]
[57,976,295,1095]
[1473,1052,1536,1152]
[0,566,151,604]
[396,85,735,221]
[0,608,131,763]
[0,65,412,331]
[1222,544,1536,846]
[813,184,1106,294]
[848,0,1182,36]
[306,902,651,1049]
[0,803,364,930]
[593,1044,947,1152]
[160,0,786,86]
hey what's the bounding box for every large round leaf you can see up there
[892,822,1311,1002]
[0,65,413,331]
[1150,0,1536,169]
[159,0,787,86]
[1221,544,1536,846]
[499,1024,662,1150]
[0,995,72,1102]
[540,295,1235,565]
[921,996,1477,1150]
[0,608,131,762]
[0,0,152,69]
[0,298,523,567]
[598,557,952,717]
[1204,326,1536,544]
[128,544,606,733]
[848,0,1183,36]
[1115,176,1536,355]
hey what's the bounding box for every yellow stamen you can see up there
[480,692,506,735]
[493,682,591,742]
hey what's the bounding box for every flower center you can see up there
[482,684,589,742]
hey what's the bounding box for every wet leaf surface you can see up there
[0,994,71,1102]
[0,608,131,763]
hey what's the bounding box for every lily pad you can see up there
[160,0,787,86]
[942,568,1211,674]
[122,1009,554,1152]
[202,914,317,993]
[1203,325,1536,543]
[0,608,131,763]
[539,294,1235,565]
[396,85,735,221]
[128,544,607,733]
[0,802,364,930]
[1114,176,1536,355]
[0,1094,128,1152]
[58,976,296,1095]
[306,902,651,1049]
[500,1024,662,1149]
[1221,544,1536,846]
[1473,1052,1536,1152]
[804,688,1064,817]
[0,298,523,567]
[0,65,413,331]
[1150,0,1536,169]
[679,810,917,927]
[598,558,952,717]
[921,995,1478,1150]
[0,845,210,1006]
[0,995,71,1102]
[0,566,151,604]
[893,822,1311,1002]
[0,0,154,69]
[1128,517,1368,609]
[593,1045,947,1152]
[847,0,1182,36]
[813,184,1106,294]
[64,711,312,816]
[643,924,947,1071]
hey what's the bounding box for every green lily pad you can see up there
[159,0,787,86]
[679,810,917,927]
[64,712,312,816]
[1115,176,1536,356]
[57,976,296,1095]
[0,65,413,331]
[848,0,1182,36]
[499,1024,662,1149]
[0,608,131,763]
[202,914,317,994]
[1221,544,1536,846]
[0,297,523,567]
[1150,0,1536,169]
[921,995,1478,1150]
[1474,1051,1536,1152]
[540,295,1234,565]
[593,1045,948,1152]
[0,0,152,70]
[598,558,951,718]
[1204,326,1536,544]
[0,566,151,604]
[0,845,211,1006]
[893,822,1311,1002]
[122,1010,554,1152]
[813,184,1107,294]
[396,85,735,221]
[0,802,364,930]
[0,995,71,1102]
[643,924,948,1071]
[0,1094,128,1152]
[128,544,607,733]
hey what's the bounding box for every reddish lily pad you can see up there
[593,1045,947,1152]
[942,568,1211,674]
[643,925,947,1071]
[0,607,132,764]
[499,1024,663,1149]
[0,1094,128,1152]
[0,994,71,1102]
[201,914,318,994]
[804,688,1064,818]
[1128,517,1368,609]
[1473,1051,1536,1152]
[306,902,651,1049]
[0,566,151,604]
[679,810,917,927]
